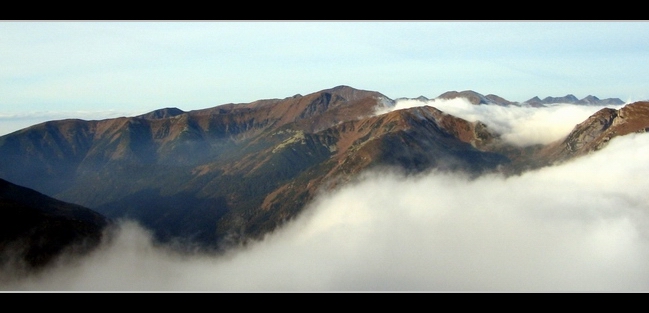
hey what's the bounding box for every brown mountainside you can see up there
[1,86,646,250]
[537,101,649,165]
[0,86,510,249]
[256,106,508,221]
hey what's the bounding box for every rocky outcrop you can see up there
[536,101,649,165]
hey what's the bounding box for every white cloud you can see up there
[377,98,626,146]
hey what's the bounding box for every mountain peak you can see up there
[318,85,389,102]
[137,107,185,120]
[437,90,490,105]
[436,90,515,106]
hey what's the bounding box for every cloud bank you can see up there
[3,131,649,292]
[376,98,626,146]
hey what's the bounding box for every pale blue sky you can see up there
[1,21,648,135]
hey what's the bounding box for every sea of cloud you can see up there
[376,98,626,146]
[2,102,649,292]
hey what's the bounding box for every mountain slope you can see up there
[248,105,509,238]
[0,86,510,249]
[2,86,644,251]
[0,178,109,269]
[539,101,649,165]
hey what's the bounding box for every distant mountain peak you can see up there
[437,90,491,105]
[523,94,623,106]
[542,94,579,103]
[137,107,185,120]
[436,90,514,106]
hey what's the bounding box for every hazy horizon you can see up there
[2,21,649,135]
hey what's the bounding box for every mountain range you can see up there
[437,90,624,106]
[0,85,646,264]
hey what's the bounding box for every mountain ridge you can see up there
[433,90,625,107]
[0,85,646,250]
[523,94,624,106]
[0,86,502,248]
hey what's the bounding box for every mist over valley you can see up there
[2,86,649,291]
